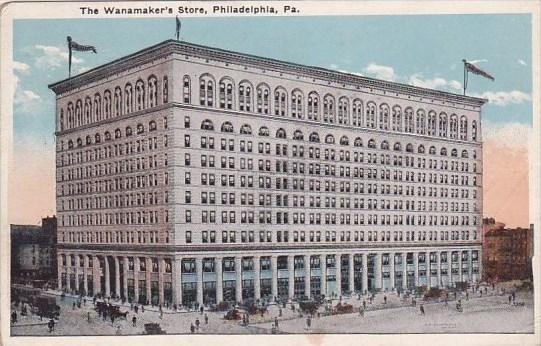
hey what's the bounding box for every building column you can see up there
[478,248,483,283]
[390,253,395,291]
[133,257,140,302]
[173,258,182,306]
[93,256,101,295]
[436,252,442,288]
[75,254,80,292]
[375,253,382,291]
[458,251,463,282]
[447,251,452,287]
[271,255,278,300]
[413,252,419,288]
[158,257,165,305]
[83,255,89,295]
[402,253,407,290]
[348,254,355,293]
[235,256,242,303]
[57,254,63,290]
[104,256,111,297]
[216,257,223,303]
[427,253,432,288]
[468,250,473,282]
[65,254,71,291]
[335,254,342,297]
[123,257,128,300]
[305,255,311,299]
[196,257,204,306]
[320,254,327,297]
[361,254,368,294]
[288,255,295,300]
[114,256,121,298]
[145,258,152,304]
[254,256,261,300]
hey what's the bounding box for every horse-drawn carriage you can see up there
[143,323,166,334]
[32,296,61,319]
[95,301,129,319]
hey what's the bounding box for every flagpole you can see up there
[463,59,467,96]
[68,37,72,79]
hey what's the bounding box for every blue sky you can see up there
[13,14,532,145]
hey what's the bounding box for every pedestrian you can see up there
[306,316,311,330]
[11,311,17,324]
[83,298,86,306]
[509,295,512,305]
[454,292,457,300]
[204,313,208,324]
[420,304,425,315]
[49,318,55,332]
[132,316,137,327]
[363,300,366,310]
[275,317,279,329]
[195,318,200,330]
[116,325,122,335]
[512,292,516,303]
[279,307,282,317]
[141,305,145,313]
[485,287,488,295]
[134,305,139,314]
[160,309,163,320]
[190,323,195,333]
[359,307,364,317]
[72,301,76,310]
[87,311,91,323]
[466,291,469,300]
[384,295,387,304]
[242,314,247,326]
[130,303,134,311]
[200,305,204,315]
[111,314,115,326]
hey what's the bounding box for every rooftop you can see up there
[49,40,487,107]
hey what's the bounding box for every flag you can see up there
[175,16,181,40]
[463,59,494,81]
[67,36,97,78]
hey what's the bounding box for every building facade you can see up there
[50,40,485,307]
[11,216,58,286]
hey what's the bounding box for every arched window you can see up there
[366,102,376,128]
[124,83,133,114]
[199,74,215,107]
[84,97,92,124]
[340,135,349,146]
[404,107,414,133]
[219,77,234,110]
[309,132,320,143]
[380,140,389,150]
[162,75,168,104]
[368,139,376,149]
[451,148,458,157]
[392,105,402,132]
[105,131,112,141]
[67,102,74,128]
[427,110,436,136]
[274,87,287,116]
[221,121,234,133]
[406,143,414,153]
[338,97,350,125]
[323,94,335,123]
[325,134,335,144]
[354,137,363,147]
[238,80,253,112]
[256,83,270,114]
[240,124,252,135]
[135,79,145,111]
[459,116,468,140]
[59,109,64,131]
[275,128,286,139]
[94,133,101,143]
[115,128,122,139]
[379,104,390,130]
[393,142,402,151]
[113,87,122,117]
[258,126,270,136]
[352,99,363,127]
[149,120,157,132]
[201,119,214,131]
[416,109,426,135]
[472,120,478,141]
[293,130,304,141]
[291,89,304,119]
[450,114,458,139]
[148,75,158,108]
[182,75,191,103]
[439,112,448,137]
[103,90,112,119]
[461,150,469,158]
[440,147,447,156]
[136,124,145,134]
[86,135,92,145]
[308,92,320,121]
[429,146,436,155]
[68,140,74,149]
[126,127,132,137]
[418,145,425,154]
[75,100,82,127]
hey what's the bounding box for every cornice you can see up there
[49,40,487,108]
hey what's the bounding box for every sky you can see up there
[11,15,532,227]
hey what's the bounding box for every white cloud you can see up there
[518,59,527,66]
[13,61,30,73]
[362,63,396,82]
[407,73,462,92]
[483,121,531,149]
[34,44,83,69]
[77,66,90,74]
[471,90,531,106]
[14,88,42,114]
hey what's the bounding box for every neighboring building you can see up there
[49,40,485,307]
[483,225,533,282]
[11,216,58,286]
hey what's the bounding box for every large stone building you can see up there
[49,40,485,307]
[10,216,57,286]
